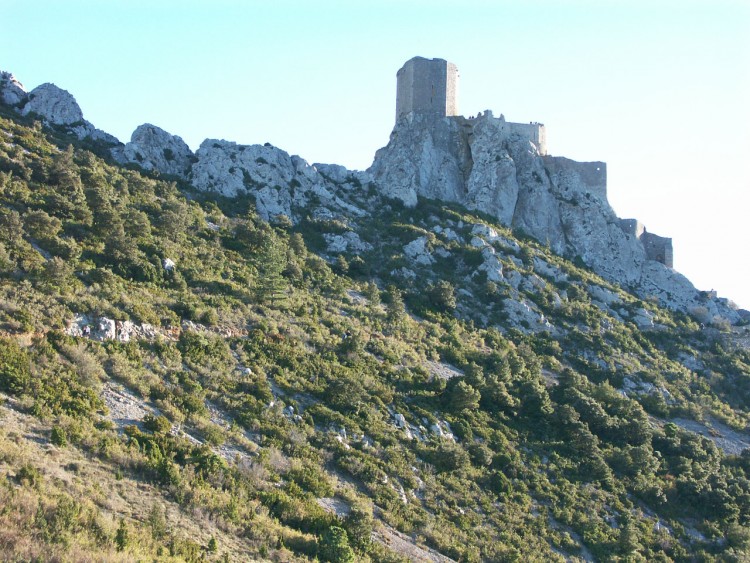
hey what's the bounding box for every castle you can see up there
[389,57,673,268]
[395,56,548,156]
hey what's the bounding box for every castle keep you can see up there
[396,57,459,120]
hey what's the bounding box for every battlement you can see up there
[396,57,459,121]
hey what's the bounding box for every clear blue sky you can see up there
[2,0,749,309]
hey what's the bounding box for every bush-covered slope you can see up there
[1,110,750,561]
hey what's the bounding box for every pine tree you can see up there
[254,231,287,304]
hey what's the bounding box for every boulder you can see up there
[394,413,407,428]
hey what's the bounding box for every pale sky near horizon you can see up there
[2,0,749,309]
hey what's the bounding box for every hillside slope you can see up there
[0,97,750,562]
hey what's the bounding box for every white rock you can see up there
[391,267,416,280]
[532,257,567,282]
[162,258,176,271]
[124,124,193,178]
[21,83,83,125]
[191,139,356,223]
[0,71,26,106]
[477,246,504,282]
[632,308,655,329]
[403,236,434,265]
[394,413,407,428]
[324,231,372,254]
[97,318,116,341]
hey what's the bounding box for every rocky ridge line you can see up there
[0,70,743,324]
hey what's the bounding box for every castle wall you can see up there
[641,232,674,268]
[619,220,673,267]
[619,219,646,238]
[508,122,547,155]
[396,57,458,121]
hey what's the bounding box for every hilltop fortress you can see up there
[376,56,672,269]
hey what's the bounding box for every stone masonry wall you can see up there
[508,122,547,156]
[396,57,458,121]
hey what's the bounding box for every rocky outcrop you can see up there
[123,124,193,177]
[190,139,367,223]
[21,83,84,125]
[369,111,738,321]
[0,74,123,150]
[0,72,26,106]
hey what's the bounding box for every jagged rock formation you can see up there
[189,139,368,222]
[123,123,193,177]
[368,110,738,323]
[0,75,122,150]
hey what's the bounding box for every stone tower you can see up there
[395,57,459,122]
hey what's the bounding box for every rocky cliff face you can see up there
[369,111,739,322]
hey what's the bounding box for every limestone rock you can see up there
[403,236,434,265]
[477,246,504,282]
[503,298,553,333]
[124,124,193,177]
[369,110,739,322]
[21,83,84,125]
[0,71,26,106]
[631,308,655,329]
[191,139,343,222]
[465,116,520,224]
[97,317,117,341]
[324,231,372,254]
[369,113,469,207]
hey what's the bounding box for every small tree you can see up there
[255,231,287,304]
[427,280,456,312]
[319,526,355,563]
[115,518,130,552]
[448,380,481,412]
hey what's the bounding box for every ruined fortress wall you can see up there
[508,122,547,155]
[619,219,646,239]
[619,220,674,267]
[396,57,458,121]
[641,232,674,268]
